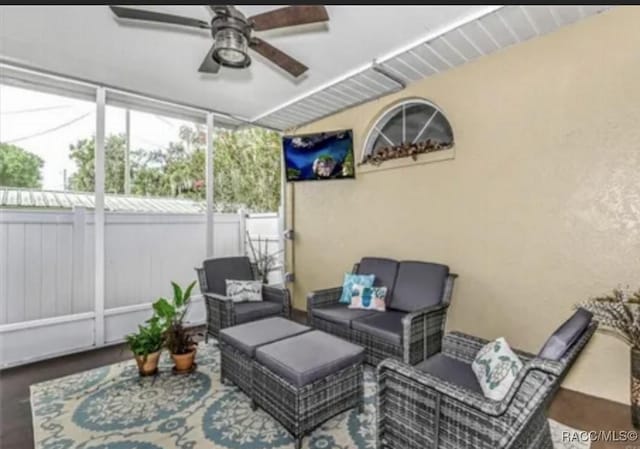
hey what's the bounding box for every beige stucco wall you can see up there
[287,7,639,404]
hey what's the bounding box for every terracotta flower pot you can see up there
[134,351,161,376]
[171,347,196,372]
[632,348,640,428]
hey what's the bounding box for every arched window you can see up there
[362,99,453,166]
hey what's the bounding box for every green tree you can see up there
[0,143,44,188]
[67,125,281,212]
[213,127,281,212]
[68,135,127,193]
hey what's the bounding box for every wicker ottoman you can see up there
[252,330,365,449]
[218,317,310,397]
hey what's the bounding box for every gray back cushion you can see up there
[357,257,399,303]
[203,256,254,295]
[538,308,593,361]
[389,261,449,312]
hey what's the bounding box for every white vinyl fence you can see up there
[245,212,284,284]
[0,208,280,367]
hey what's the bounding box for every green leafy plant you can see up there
[165,321,197,355]
[152,281,197,355]
[578,286,640,348]
[125,315,165,358]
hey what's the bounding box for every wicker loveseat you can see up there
[196,256,291,340]
[307,257,457,365]
[376,309,597,449]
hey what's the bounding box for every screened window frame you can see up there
[361,98,453,163]
[0,62,281,351]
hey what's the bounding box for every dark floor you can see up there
[549,389,632,449]
[0,312,632,449]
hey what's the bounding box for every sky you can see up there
[0,84,198,191]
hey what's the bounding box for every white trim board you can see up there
[253,6,612,131]
[0,298,205,369]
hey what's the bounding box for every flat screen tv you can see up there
[283,129,355,182]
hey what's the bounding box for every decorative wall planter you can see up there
[359,140,453,167]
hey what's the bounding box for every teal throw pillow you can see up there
[339,273,375,304]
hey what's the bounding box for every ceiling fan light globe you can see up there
[212,28,251,68]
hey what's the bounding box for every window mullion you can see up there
[375,127,396,147]
[402,104,406,144]
[412,109,439,144]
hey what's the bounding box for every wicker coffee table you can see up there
[218,316,311,397]
[252,330,365,449]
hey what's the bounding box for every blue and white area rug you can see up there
[31,342,590,449]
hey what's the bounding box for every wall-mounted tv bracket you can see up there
[283,229,294,241]
[372,60,407,89]
[284,272,295,283]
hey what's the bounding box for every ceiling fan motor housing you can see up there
[211,14,252,68]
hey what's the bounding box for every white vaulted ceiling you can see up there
[0,5,612,130]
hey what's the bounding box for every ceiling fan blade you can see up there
[199,45,221,74]
[110,6,211,29]
[250,37,307,77]
[249,5,328,31]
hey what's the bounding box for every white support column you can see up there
[71,207,86,314]
[238,208,247,256]
[278,140,286,281]
[205,112,215,258]
[278,131,288,285]
[94,87,106,346]
[277,204,285,285]
[124,108,131,195]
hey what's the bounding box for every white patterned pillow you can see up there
[471,337,523,401]
[348,284,387,311]
[225,280,262,303]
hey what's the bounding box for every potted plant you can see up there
[153,280,198,373]
[125,316,164,376]
[579,286,640,428]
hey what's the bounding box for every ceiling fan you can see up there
[109,5,329,78]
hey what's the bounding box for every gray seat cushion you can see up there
[389,261,449,313]
[203,256,254,295]
[538,308,593,361]
[311,305,377,327]
[219,317,310,357]
[416,353,483,394]
[351,311,406,346]
[234,301,282,324]
[255,330,365,387]
[357,257,399,302]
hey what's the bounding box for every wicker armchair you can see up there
[376,312,597,449]
[308,258,457,365]
[195,256,291,341]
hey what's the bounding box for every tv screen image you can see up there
[283,129,355,182]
